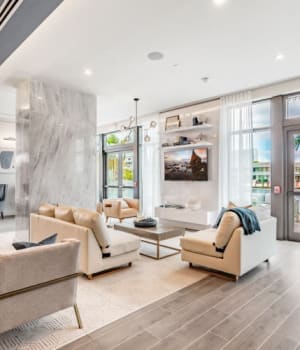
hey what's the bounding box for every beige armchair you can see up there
[103,198,139,222]
[0,239,82,334]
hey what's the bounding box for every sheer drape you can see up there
[219,91,253,208]
[140,117,161,216]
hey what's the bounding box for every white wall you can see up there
[160,100,220,211]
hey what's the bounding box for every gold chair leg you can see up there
[74,304,83,329]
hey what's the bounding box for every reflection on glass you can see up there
[286,95,300,120]
[252,101,271,128]
[107,153,119,186]
[122,188,134,199]
[105,131,134,146]
[107,188,118,199]
[122,151,134,186]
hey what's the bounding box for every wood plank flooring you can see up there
[59,241,300,350]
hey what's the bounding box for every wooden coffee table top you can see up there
[114,221,185,241]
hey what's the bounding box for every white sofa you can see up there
[180,217,277,280]
[30,213,140,279]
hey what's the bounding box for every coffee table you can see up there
[114,222,185,260]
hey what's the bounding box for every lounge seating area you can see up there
[2,1,300,349]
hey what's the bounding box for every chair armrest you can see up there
[0,240,80,295]
[124,198,139,210]
[103,199,121,218]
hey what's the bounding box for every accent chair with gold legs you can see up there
[0,239,82,334]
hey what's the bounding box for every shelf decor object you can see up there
[165,115,181,131]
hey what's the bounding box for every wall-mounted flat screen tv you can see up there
[164,148,208,181]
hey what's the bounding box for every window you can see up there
[101,128,139,199]
[285,94,300,120]
[251,100,271,206]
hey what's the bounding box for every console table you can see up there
[154,207,217,230]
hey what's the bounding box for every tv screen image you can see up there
[164,148,208,181]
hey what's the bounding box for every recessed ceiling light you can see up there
[147,52,164,61]
[213,0,227,6]
[275,53,284,61]
[84,68,92,76]
[201,77,209,83]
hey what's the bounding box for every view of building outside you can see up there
[251,101,271,206]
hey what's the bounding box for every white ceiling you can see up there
[1,0,300,125]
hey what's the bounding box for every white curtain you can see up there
[140,116,161,217]
[219,91,253,208]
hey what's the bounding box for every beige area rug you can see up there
[0,235,208,350]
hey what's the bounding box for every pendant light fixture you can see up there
[120,98,157,142]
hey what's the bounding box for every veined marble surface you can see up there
[16,80,97,231]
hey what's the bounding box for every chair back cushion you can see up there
[55,206,75,223]
[38,203,56,217]
[73,208,111,249]
[215,211,241,249]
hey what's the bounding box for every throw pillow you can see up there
[55,206,75,223]
[38,203,57,217]
[13,233,58,250]
[73,208,111,249]
[215,211,241,249]
[119,199,129,209]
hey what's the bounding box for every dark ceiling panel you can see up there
[0,0,64,65]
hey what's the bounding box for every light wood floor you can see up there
[60,241,300,350]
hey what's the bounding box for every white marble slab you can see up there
[16,80,97,231]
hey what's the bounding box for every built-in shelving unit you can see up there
[162,141,213,151]
[164,123,213,134]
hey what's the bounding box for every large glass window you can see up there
[285,94,300,120]
[251,100,271,206]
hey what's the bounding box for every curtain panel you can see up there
[219,91,253,208]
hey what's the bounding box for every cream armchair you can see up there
[103,198,139,222]
[180,217,277,280]
[0,239,82,334]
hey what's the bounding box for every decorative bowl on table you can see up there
[134,217,157,227]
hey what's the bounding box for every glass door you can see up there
[287,130,300,241]
[104,150,136,199]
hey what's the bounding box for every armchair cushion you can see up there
[73,208,111,249]
[55,206,74,223]
[215,211,241,249]
[180,229,223,258]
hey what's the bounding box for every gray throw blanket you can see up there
[214,207,261,235]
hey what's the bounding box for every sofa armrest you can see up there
[124,198,139,210]
[103,199,121,218]
[0,240,80,295]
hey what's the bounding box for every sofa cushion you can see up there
[107,229,140,257]
[38,203,56,217]
[119,199,129,209]
[215,211,241,249]
[55,206,74,223]
[180,229,223,258]
[73,208,111,249]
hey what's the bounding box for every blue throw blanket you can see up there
[214,207,261,235]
